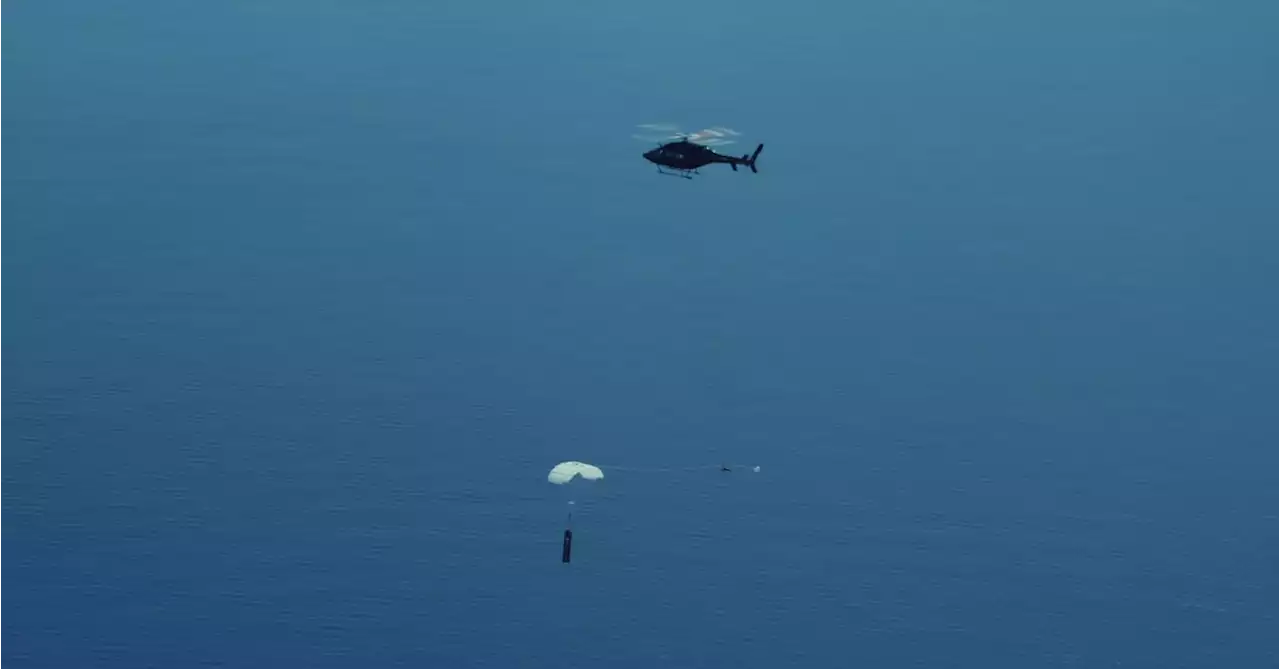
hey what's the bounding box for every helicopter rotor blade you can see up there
[632,123,743,147]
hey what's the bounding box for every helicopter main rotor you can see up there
[631,123,743,148]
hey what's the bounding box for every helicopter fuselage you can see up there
[641,139,763,178]
[642,140,736,171]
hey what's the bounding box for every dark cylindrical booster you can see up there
[561,529,573,563]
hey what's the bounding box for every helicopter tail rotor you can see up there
[744,143,763,173]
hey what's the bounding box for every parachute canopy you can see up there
[548,461,604,485]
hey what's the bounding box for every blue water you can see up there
[6,0,1273,666]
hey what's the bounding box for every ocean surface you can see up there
[6,0,1274,666]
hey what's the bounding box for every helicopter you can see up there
[633,124,764,179]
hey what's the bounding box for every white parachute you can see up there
[547,461,604,485]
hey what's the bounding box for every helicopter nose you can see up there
[643,149,659,163]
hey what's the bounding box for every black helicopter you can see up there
[634,125,764,179]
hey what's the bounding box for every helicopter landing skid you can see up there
[656,167,698,180]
